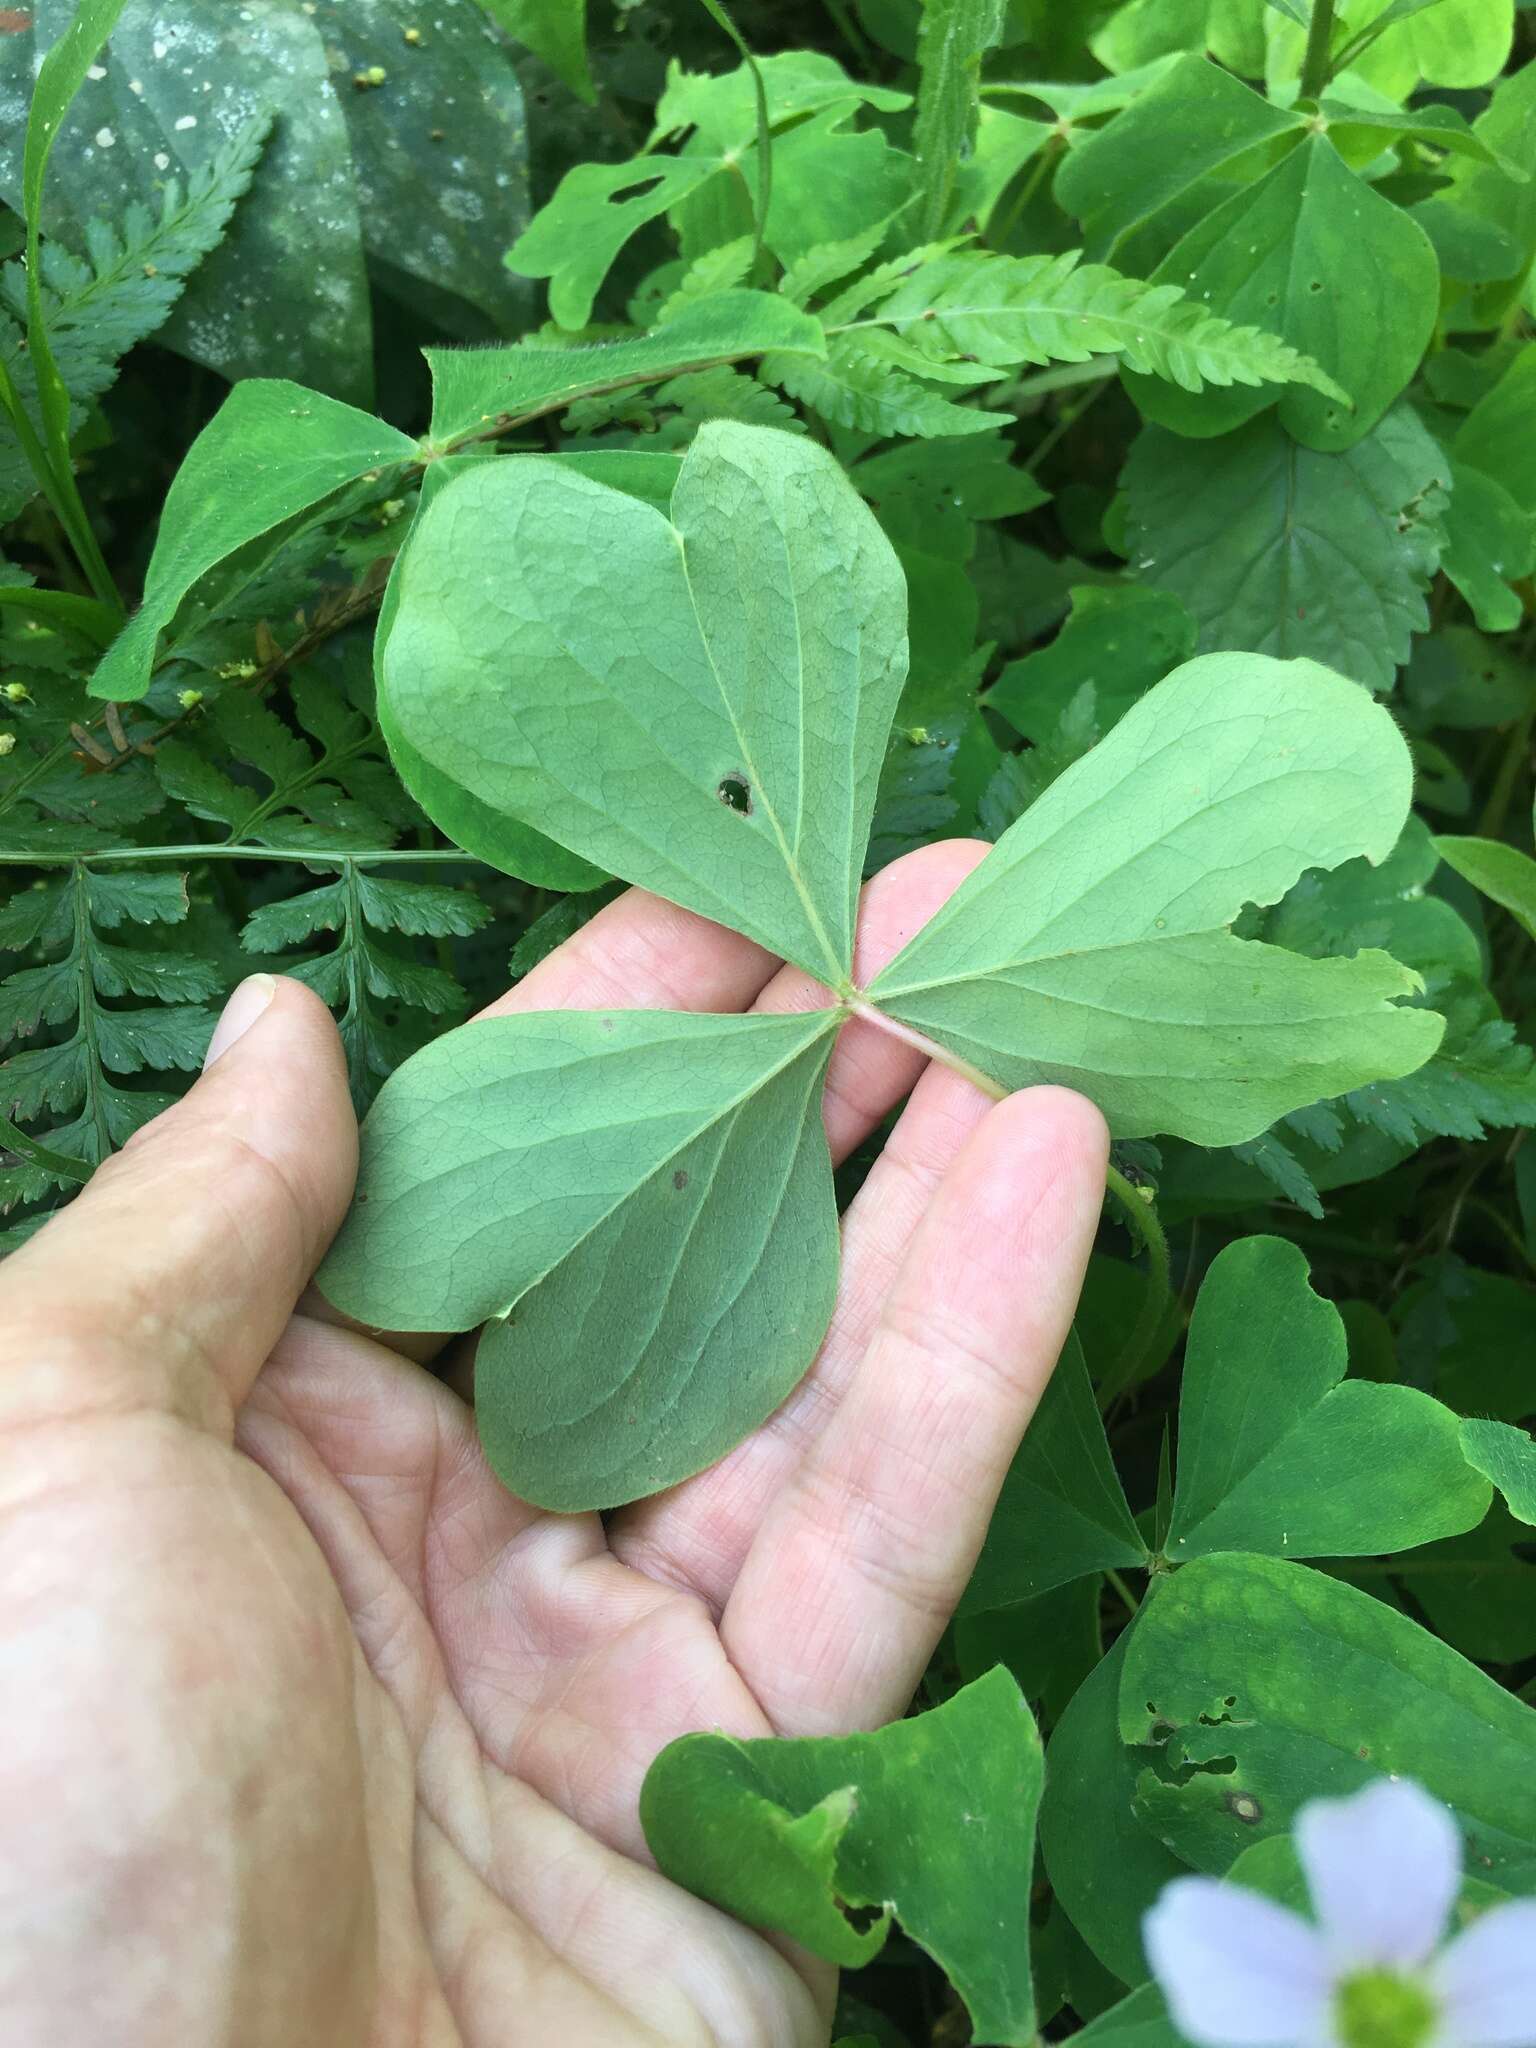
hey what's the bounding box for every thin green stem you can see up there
[1105,1568,1141,1617]
[845,1001,1007,1099]
[1477,704,1534,841]
[69,862,112,1164]
[1097,1163,1173,1409]
[1299,0,1338,99]
[696,0,772,271]
[985,134,1063,252]
[0,1111,90,1184]
[0,844,488,868]
[820,0,874,66]
[1024,377,1111,476]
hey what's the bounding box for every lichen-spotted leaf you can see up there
[378,420,908,986]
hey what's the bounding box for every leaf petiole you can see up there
[846,997,1007,1100]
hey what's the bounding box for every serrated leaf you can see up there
[1124,135,1439,452]
[763,335,1004,439]
[868,653,1443,1144]
[1166,1237,1489,1561]
[641,1667,1042,2046]
[352,874,491,940]
[378,422,908,985]
[0,0,373,403]
[987,584,1196,743]
[852,432,1048,561]
[1124,407,1448,691]
[425,290,826,445]
[90,380,416,702]
[860,247,1346,400]
[0,119,268,524]
[319,1007,838,1509]
[961,1332,1147,1614]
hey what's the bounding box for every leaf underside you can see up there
[326,425,1443,1510]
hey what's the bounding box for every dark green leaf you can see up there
[642,1667,1043,2046]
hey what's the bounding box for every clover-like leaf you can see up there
[326,424,1445,1511]
[867,652,1444,1144]
[1166,1237,1490,1560]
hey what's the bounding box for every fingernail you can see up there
[204,974,277,1070]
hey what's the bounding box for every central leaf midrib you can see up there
[489,1011,838,1317]
[870,741,1378,1003]
[674,527,847,987]
[516,1046,825,1454]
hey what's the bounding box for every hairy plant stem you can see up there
[1299,0,1337,100]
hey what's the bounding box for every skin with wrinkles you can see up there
[0,840,1107,2047]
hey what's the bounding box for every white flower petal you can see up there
[1144,1876,1332,2047]
[1295,1779,1461,1970]
[1432,1899,1536,2048]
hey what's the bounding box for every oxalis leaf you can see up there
[639,1666,1043,2046]
[321,422,1441,1511]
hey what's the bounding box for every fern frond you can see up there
[0,119,270,519]
[155,662,418,853]
[0,864,221,1217]
[241,862,490,1109]
[763,336,1001,439]
[0,670,164,854]
[1344,991,1536,1148]
[842,248,1348,399]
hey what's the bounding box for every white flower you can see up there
[1143,1778,1536,2048]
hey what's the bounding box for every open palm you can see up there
[1,840,1105,2048]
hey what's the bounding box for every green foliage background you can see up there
[3,0,1536,2040]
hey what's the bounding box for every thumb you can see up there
[6,974,357,1432]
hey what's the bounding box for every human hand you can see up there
[0,840,1106,2048]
